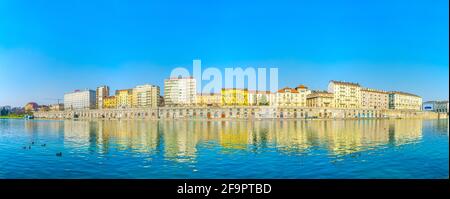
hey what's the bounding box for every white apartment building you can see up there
[132,84,161,108]
[328,80,361,109]
[64,89,96,110]
[389,91,422,110]
[164,76,197,107]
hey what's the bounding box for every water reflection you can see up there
[33,119,433,163]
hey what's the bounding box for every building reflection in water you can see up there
[54,119,427,162]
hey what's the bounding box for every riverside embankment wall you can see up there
[33,106,448,120]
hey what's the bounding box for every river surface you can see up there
[0,118,448,179]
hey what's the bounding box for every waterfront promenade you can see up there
[33,106,447,120]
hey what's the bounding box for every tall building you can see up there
[116,89,133,109]
[275,87,299,107]
[96,86,110,109]
[132,84,161,108]
[64,89,96,110]
[306,91,334,108]
[388,91,422,110]
[221,88,249,106]
[328,80,361,109]
[361,88,389,110]
[295,85,311,107]
[164,76,197,107]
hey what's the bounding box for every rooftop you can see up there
[330,80,360,87]
[277,87,299,93]
[295,84,308,89]
[389,91,421,98]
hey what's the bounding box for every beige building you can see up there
[50,103,64,111]
[116,89,133,109]
[164,76,197,107]
[389,91,422,110]
[132,84,161,108]
[96,86,110,109]
[197,93,222,107]
[328,80,361,109]
[248,91,274,106]
[276,87,299,107]
[295,85,311,107]
[361,88,389,110]
[306,91,334,108]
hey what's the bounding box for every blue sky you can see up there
[0,0,448,106]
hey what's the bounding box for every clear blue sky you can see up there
[0,0,448,107]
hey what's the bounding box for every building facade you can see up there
[276,87,300,107]
[103,96,117,109]
[64,90,96,110]
[197,93,222,107]
[361,88,389,110]
[164,76,197,107]
[96,86,110,109]
[132,84,161,108]
[248,91,274,106]
[295,85,311,107]
[328,81,361,109]
[116,89,133,109]
[50,103,64,111]
[388,91,422,110]
[306,91,334,108]
[221,89,249,106]
[422,101,449,113]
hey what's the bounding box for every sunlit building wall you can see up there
[328,80,361,109]
[361,88,389,110]
[96,85,110,109]
[221,88,249,106]
[116,89,133,109]
[64,90,96,110]
[103,96,117,109]
[306,90,334,108]
[388,91,422,110]
[132,84,161,108]
[164,76,197,107]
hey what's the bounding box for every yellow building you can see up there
[361,88,389,110]
[306,91,334,108]
[221,88,249,106]
[328,80,361,109]
[389,91,422,110]
[103,96,117,109]
[116,89,133,109]
[197,93,222,107]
